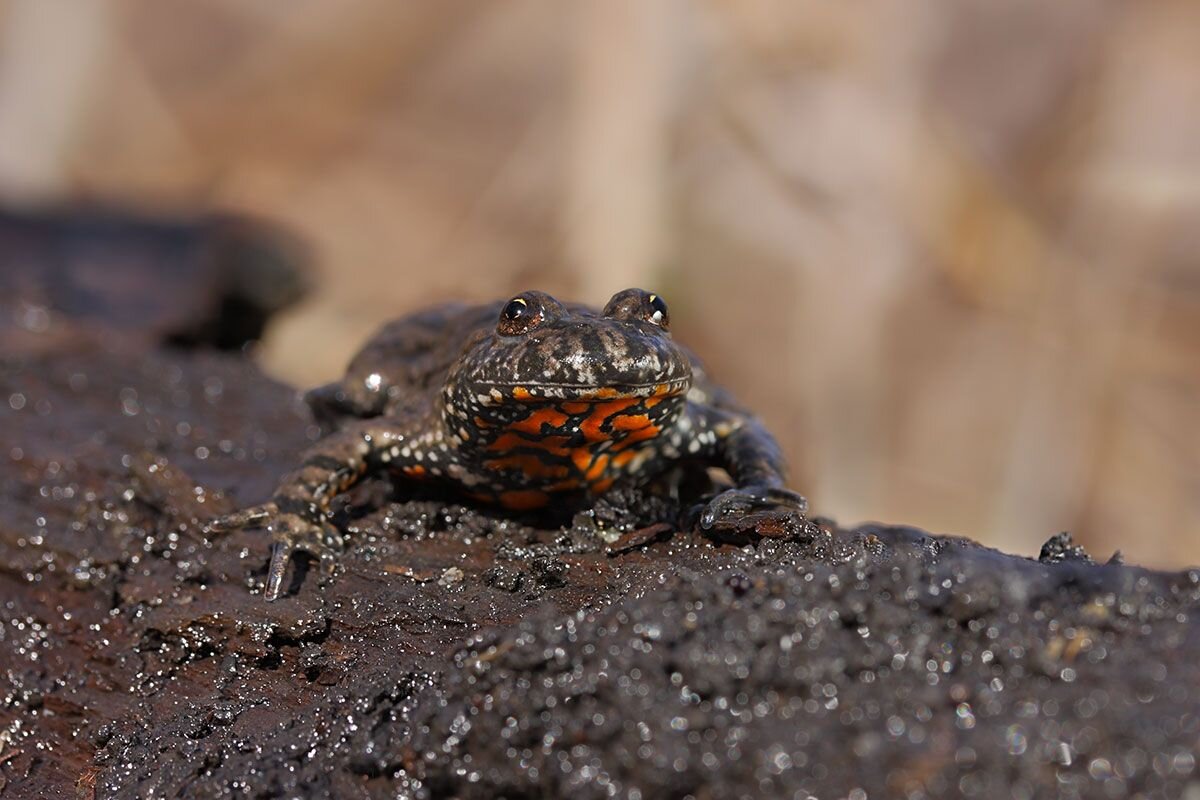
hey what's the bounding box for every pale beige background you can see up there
[1,1,1196,565]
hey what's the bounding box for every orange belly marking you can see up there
[613,425,660,451]
[486,432,571,457]
[511,407,570,436]
[586,453,610,480]
[580,397,640,442]
[570,448,593,473]
[612,450,638,468]
[611,412,653,432]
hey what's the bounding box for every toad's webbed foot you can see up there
[207,503,344,601]
[699,485,808,536]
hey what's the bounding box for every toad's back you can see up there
[307,302,501,424]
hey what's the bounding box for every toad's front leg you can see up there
[679,403,807,533]
[208,419,440,600]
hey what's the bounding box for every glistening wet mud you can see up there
[1,209,1197,799]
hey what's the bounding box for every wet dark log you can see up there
[1,213,1196,799]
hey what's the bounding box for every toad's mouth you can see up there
[475,376,692,402]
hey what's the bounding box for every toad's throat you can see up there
[471,393,681,504]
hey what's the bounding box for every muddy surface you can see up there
[2,213,1198,799]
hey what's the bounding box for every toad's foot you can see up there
[206,502,277,533]
[207,503,344,601]
[698,485,808,536]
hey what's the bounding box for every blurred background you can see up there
[0,1,1195,565]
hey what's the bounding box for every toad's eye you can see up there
[502,298,528,322]
[497,295,544,335]
[602,288,672,330]
[647,294,669,328]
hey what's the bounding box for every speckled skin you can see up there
[212,289,805,600]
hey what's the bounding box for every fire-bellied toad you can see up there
[211,289,806,599]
